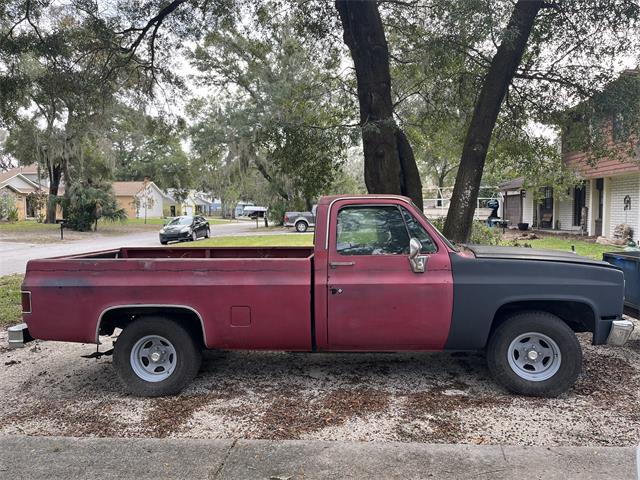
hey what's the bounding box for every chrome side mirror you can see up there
[409,237,427,273]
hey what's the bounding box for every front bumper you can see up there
[606,319,634,346]
[159,231,190,242]
[8,323,33,348]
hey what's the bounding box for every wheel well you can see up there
[295,219,308,225]
[98,306,206,347]
[490,301,595,336]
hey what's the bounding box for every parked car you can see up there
[10,195,633,398]
[158,215,210,245]
[284,205,317,232]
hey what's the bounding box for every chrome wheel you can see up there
[507,332,561,382]
[191,231,197,241]
[130,335,177,382]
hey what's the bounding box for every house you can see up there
[113,181,166,219]
[0,166,45,220]
[502,70,640,241]
[164,190,222,217]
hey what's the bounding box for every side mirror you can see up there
[409,237,427,273]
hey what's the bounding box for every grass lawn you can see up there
[178,234,314,247]
[0,221,58,232]
[0,274,23,328]
[505,236,623,260]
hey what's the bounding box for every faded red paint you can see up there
[22,195,455,352]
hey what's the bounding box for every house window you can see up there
[542,187,553,210]
[573,184,586,227]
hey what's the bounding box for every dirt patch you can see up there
[142,395,211,437]
[5,399,126,437]
[260,388,390,440]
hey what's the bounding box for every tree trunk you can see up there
[443,0,544,242]
[336,0,423,209]
[45,160,62,223]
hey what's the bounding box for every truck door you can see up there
[326,201,453,350]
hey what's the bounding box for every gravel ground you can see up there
[1,317,639,446]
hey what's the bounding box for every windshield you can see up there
[410,203,459,251]
[167,216,193,226]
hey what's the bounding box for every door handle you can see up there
[329,261,355,268]
[330,287,343,295]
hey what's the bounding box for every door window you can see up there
[336,206,410,256]
[400,207,437,253]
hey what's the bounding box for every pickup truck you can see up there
[9,195,633,398]
[284,205,316,232]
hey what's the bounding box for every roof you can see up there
[112,181,163,197]
[112,181,145,196]
[498,177,525,191]
[0,166,42,192]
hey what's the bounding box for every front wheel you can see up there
[487,311,582,397]
[191,231,198,241]
[113,317,202,397]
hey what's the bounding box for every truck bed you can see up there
[23,247,314,351]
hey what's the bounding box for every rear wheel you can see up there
[487,311,582,397]
[295,221,308,233]
[205,228,210,238]
[113,317,202,397]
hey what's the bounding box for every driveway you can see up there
[1,318,638,447]
[0,222,265,275]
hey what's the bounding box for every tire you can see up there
[205,228,210,238]
[160,240,168,245]
[295,221,308,233]
[113,317,202,397]
[487,311,582,397]
[191,231,198,241]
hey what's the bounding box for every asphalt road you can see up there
[0,222,268,276]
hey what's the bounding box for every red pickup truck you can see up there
[10,195,633,397]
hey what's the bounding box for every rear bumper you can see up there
[606,319,634,346]
[8,323,33,348]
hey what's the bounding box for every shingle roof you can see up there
[498,177,525,191]
[112,181,145,196]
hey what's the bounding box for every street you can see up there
[0,222,269,276]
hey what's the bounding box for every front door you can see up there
[326,202,453,350]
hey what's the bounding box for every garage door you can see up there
[504,194,522,225]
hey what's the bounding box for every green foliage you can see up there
[429,216,501,245]
[0,192,18,222]
[0,274,22,327]
[61,180,126,232]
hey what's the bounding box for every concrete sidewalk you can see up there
[0,436,637,480]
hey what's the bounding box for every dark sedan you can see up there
[159,215,210,245]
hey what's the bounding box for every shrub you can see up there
[428,216,501,245]
[60,179,126,231]
[0,192,18,222]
